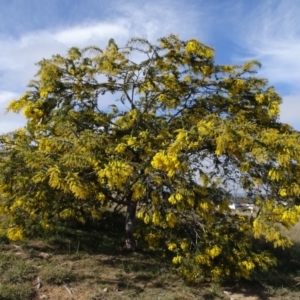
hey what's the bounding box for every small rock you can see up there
[103,287,108,292]
[40,295,49,299]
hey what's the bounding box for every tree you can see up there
[1,35,300,281]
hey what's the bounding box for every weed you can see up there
[2,260,36,284]
[41,265,79,285]
[0,283,35,300]
[203,282,224,300]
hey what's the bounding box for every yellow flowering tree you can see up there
[1,35,300,281]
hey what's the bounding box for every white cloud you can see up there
[233,1,300,90]
[53,21,130,46]
[4,0,299,132]
[280,94,300,128]
[0,22,132,92]
[228,0,300,129]
[0,1,203,91]
[0,1,206,133]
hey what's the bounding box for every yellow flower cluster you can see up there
[6,92,29,113]
[90,209,101,220]
[167,243,177,251]
[180,240,190,250]
[59,208,75,219]
[185,39,213,58]
[172,255,183,264]
[143,214,150,224]
[69,181,89,200]
[115,143,127,154]
[127,137,137,147]
[152,153,169,169]
[157,94,179,109]
[23,106,43,121]
[168,193,183,205]
[197,119,215,135]
[97,193,106,201]
[145,232,161,250]
[40,221,51,229]
[137,211,144,219]
[282,210,299,226]
[211,267,222,278]
[7,227,24,241]
[151,152,184,177]
[131,182,146,201]
[255,93,265,104]
[207,245,222,258]
[168,130,189,152]
[195,254,210,265]
[152,211,162,225]
[47,165,61,189]
[221,65,235,74]
[227,78,245,95]
[166,212,178,228]
[268,101,280,117]
[10,197,23,211]
[238,261,255,278]
[199,202,210,210]
[115,109,138,130]
[98,160,133,189]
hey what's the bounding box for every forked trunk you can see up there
[124,201,137,251]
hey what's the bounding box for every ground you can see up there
[1,216,300,300]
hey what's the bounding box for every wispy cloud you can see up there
[0,0,206,132]
[0,0,205,90]
[228,0,300,127]
[238,1,300,90]
[1,0,299,131]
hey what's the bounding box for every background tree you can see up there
[1,35,300,281]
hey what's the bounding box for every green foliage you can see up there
[1,34,300,282]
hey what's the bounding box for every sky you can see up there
[0,0,299,133]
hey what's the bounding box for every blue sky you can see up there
[0,0,299,132]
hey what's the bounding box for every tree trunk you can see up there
[124,201,137,251]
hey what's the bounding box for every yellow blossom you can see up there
[152,211,162,225]
[180,240,190,250]
[208,245,222,258]
[7,227,24,241]
[131,182,146,201]
[167,243,177,251]
[137,211,144,219]
[166,212,178,228]
[144,214,150,224]
[172,255,183,264]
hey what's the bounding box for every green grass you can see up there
[0,283,34,300]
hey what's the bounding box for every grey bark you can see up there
[124,201,137,251]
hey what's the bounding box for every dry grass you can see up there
[0,237,225,300]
